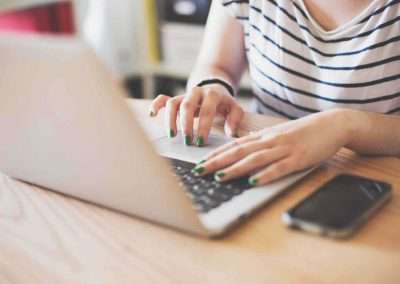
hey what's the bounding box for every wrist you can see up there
[188,82,234,99]
[196,78,236,97]
[326,108,369,148]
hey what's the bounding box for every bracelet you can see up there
[196,78,235,97]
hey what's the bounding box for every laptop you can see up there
[0,34,311,237]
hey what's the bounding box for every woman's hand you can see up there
[192,109,353,186]
[149,85,244,146]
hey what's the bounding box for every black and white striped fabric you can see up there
[221,0,400,119]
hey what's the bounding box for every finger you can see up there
[180,87,203,145]
[149,94,170,116]
[164,96,183,138]
[195,90,220,146]
[224,105,244,138]
[213,147,290,182]
[192,139,275,176]
[204,132,261,161]
[248,157,296,186]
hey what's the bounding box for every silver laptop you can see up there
[0,34,311,237]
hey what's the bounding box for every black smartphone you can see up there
[282,174,392,238]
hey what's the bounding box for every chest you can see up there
[302,0,373,31]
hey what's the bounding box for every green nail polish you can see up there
[149,110,156,117]
[169,129,175,138]
[191,166,205,175]
[196,136,204,147]
[184,135,192,146]
[249,177,258,186]
[198,159,206,165]
[214,171,225,181]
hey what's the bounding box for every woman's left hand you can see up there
[192,109,354,186]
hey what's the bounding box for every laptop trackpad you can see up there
[153,133,233,163]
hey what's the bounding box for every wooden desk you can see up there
[0,99,399,284]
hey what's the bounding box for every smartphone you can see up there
[282,174,392,238]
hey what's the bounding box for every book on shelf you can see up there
[145,0,161,64]
[0,1,74,34]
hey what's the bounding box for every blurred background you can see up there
[0,0,252,107]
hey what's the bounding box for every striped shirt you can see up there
[221,0,400,119]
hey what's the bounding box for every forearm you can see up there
[186,0,246,92]
[339,109,400,156]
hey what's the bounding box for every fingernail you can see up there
[149,110,156,117]
[249,177,258,186]
[168,129,175,138]
[214,171,226,182]
[191,165,205,176]
[184,135,192,146]
[196,136,204,147]
[198,159,206,165]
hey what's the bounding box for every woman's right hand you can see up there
[149,84,244,146]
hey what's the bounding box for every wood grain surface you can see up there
[0,99,398,284]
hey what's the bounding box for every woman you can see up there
[149,0,400,186]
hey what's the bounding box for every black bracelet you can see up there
[196,78,235,97]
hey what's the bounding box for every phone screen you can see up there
[286,175,392,231]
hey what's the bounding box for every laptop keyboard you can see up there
[168,158,253,213]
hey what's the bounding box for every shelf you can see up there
[0,0,60,11]
[146,62,252,89]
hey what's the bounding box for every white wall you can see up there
[76,0,146,77]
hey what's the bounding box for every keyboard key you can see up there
[168,158,253,213]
